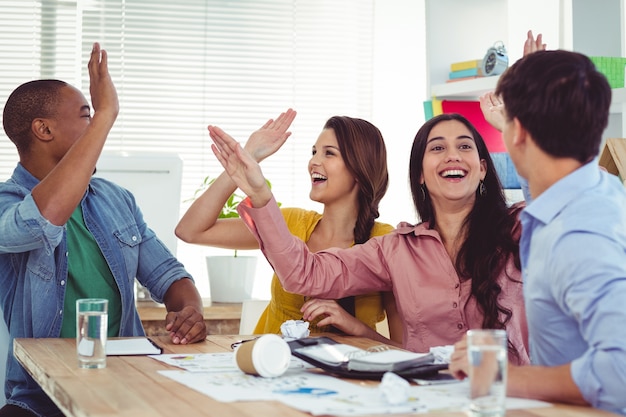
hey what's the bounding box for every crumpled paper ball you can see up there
[280,319,310,340]
[380,371,410,405]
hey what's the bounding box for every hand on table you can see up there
[449,334,469,380]
[301,298,364,334]
[165,305,207,344]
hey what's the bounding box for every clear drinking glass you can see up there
[76,298,108,369]
[466,329,507,417]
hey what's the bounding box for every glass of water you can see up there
[76,298,108,369]
[466,329,507,417]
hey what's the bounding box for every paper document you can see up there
[346,349,433,372]
[106,338,162,356]
[294,342,434,372]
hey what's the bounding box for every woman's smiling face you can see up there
[308,128,358,205]
[421,119,486,205]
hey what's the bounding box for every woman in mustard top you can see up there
[176,110,402,345]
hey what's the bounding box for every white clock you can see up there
[482,41,508,76]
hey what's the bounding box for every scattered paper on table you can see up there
[150,352,312,373]
[152,352,552,416]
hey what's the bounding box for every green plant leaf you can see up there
[186,177,281,221]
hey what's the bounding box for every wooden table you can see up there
[137,301,241,336]
[13,335,619,417]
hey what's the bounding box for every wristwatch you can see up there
[482,41,508,76]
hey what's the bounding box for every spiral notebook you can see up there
[288,337,447,379]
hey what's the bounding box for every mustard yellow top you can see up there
[253,207,394,334]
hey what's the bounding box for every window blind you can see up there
[0,0,378,299]
[0,0,375,214]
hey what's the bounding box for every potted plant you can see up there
[187,176,278,303]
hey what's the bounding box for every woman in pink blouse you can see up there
[211,113,529,365]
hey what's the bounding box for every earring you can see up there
[478,180,486,197]
[420,183,427,201]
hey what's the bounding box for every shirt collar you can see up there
[524,160,601,224]
[396,220,441,238]
[12,162,39,190]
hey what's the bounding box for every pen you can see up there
[147,337,163,354]
[230,337,260,350]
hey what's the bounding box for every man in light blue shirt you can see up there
[0,44,207,417]
[452,48,626,414]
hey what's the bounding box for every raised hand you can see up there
[243,108,297,162]
[210,125,273,207]
[479,91,505,132]
[524,30,546,56]
[87,42,119,121]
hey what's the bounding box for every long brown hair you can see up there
[324,116,388,244]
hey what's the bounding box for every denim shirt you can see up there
[0,163,192,417]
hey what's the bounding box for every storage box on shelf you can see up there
[426,0,626,138]
[590,57,626,89]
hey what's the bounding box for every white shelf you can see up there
[430,76,499,100]
[432,80,626,117]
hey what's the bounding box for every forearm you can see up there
[354,323,402,348]
[163,278,204,314]
[31,112,116,225]
[247,185,273,208]
[176,171,238,242]
[507,363,587,405]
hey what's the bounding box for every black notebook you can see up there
[288,336,448,380]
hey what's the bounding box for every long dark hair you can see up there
[324,116,389,244]
[409,113,521,359]
[323,116,389,325]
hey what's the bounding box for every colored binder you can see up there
[450,59,482,72]
[449,68,483,79]
[440,100,505,153]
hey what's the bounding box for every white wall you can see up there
[372,0,427,227]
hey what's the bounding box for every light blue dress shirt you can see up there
[0,163,192,417]
[520,161,626,415]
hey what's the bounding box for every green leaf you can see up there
[186,176,281,221]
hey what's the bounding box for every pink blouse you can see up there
[238,196,529,365]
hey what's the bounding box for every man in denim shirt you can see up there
[0,44,207,417]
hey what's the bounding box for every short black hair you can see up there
[3,79,68,154]
[496,50,611,163]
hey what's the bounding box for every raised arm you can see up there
[480,31,546,133]
[175,109,296,248]
[31,43,119,226]
[209,123,274,208]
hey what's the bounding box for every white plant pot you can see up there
[206,255,257,303]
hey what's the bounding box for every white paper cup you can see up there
[235,334,291,377]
